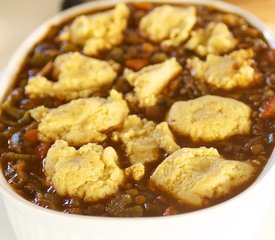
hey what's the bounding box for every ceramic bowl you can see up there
[0,1,274,240]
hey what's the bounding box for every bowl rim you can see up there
[0,0,275,222]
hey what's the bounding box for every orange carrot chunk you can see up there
[35,142,51,159]
[24,129,39,142]
[125,58,149,71]
[133,3,154,11]
[259,97,275,120]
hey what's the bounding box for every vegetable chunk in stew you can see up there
[0,2,274,217]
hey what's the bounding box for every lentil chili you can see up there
[0,3,275,217]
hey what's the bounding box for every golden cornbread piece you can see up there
[30,90,129,145]
[112,116,180,165]
[112,115,160,165]
[59,3,129,55]
[140,5,196,47]
[153,122,180,154]
[125,163,145,181]
[45,140,125,202]
[123,58,182,107]
[185,22,237,56]
[167,95,251,142]
[187,49,255,90]
[151,147,254,206]
[25,52,118,101]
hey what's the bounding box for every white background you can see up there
[0,0,61,69]
[0,0,274,239]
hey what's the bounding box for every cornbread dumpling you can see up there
[187,49,255,90]
[167,95,251,142]
[112,115,160,165]
[140,5,196,47]
[185,22,237,56]
[153,122,180,154]
[123,58,182,107]
[151,147,254,206]
[125,163,145,181]
[30,90,129,145]
[59,3,129,55]
[25,52,118,101]
[45,140,125,202]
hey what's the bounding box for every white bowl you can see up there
[0,1,275,240]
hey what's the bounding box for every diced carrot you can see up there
[24,129,39,142]
[35,142,51,159]
[259,97,275,120]
[133,3,153,11]
[163,206,177,216]
[125,58,149,71]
